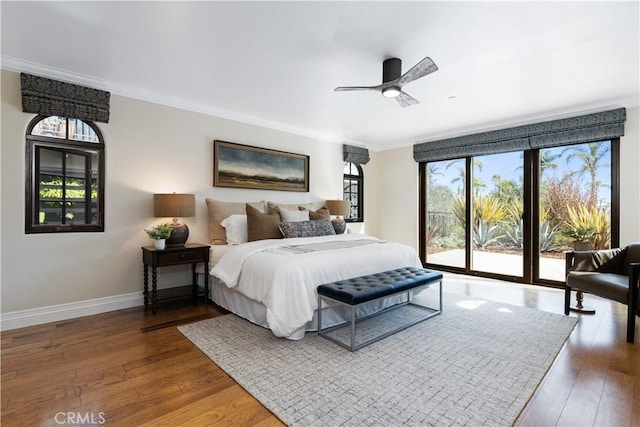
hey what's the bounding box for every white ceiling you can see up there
[2,1,639,151]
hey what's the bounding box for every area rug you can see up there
[178,294,577,426]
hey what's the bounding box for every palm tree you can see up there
[562,142,610,207]
[516,150,561,178]
[539,150,561,177]
[445,159,485,195]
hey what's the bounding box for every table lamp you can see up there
[153,193,195,246]
[325,199,350,234]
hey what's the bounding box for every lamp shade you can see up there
[153,193,195,218]
[325,199,350,216]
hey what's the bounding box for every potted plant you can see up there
[145,223,172,250]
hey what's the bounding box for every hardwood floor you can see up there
[2,276,638,426]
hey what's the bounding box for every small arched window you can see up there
[343,162,363,222]
[26,115,105,233]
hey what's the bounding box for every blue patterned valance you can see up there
[413,108,626,162]
[343,144,370,165]
[21,73,110,123]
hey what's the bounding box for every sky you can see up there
[430,141,611,201]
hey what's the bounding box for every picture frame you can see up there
[213,140,309,192]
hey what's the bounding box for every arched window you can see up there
[26,115,105,233]
[343,162,363,222]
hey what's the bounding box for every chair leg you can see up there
[628,265,639,344]
[628,308,636,343]
[575,291,585,310]
[569,290,596,314]
[564,286,571,315]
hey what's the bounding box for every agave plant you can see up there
[502,219,523,249]
[473,219,503,248]
[501,200,524,248]
[539,220,561,252]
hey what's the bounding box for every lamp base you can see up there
[166,223,189,246]
[331,218,346,234]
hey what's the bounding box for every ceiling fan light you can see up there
[382,86,401,98]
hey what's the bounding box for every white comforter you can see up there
[211,234,422,338]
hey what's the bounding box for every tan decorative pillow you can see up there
[206,198,266,245]
[300,205,331,220]
[246,204,282,241]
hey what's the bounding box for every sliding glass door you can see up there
[421,139,618,286]
[424,159,466,268]
[537,140,613,282]
[470,152,524,277]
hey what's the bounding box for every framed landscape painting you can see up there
[213,140,309,192]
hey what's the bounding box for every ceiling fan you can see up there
[335,57,438,108]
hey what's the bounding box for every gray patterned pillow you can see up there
[278,218,336,238]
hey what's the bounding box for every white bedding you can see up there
[210,234,422,339]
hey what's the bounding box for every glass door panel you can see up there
[537,141,612,281]
[424,159,466,268]
[470,152,524,277]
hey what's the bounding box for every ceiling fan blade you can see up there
[334,85,382,92]
[396,91,419,108]
[397,57,438,86]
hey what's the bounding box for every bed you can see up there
[205,198,423,340]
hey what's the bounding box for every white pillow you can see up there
[279,207,309,222]
[220,214,248,245]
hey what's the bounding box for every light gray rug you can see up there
[178,293,577,426]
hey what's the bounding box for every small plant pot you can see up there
[154,239,166,250]
[573,240,592,251]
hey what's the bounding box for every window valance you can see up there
[21,73,110,123]
[413,108,626,163]
[343,144,370,165]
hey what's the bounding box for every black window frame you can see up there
[418,138,620,287]
[25,115,105,234]
[343,162,364,223]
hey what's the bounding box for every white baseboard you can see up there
[0,292,145,331]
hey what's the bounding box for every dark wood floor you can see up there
[2,275,638,426]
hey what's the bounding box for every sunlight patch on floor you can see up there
[456,299,487,310]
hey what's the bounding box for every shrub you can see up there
[562,204,610,249]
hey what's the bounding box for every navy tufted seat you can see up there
[317,267,443,351]
[317,267,443,305]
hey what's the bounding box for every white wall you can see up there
[374,106,640,250]
[0,69,347,317]
[619,107,640,245]
[368,146,418,249]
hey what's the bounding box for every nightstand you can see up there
[141,243,210,314]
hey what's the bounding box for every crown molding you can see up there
[1,55,354,146]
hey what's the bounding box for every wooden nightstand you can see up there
[141,243,210,314]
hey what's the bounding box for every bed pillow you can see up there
[279,218,336,238]
[220,214,248,245]
[268,200,327,212]
[278,207,310,222]
[300,205,331,220]
[206,198,266,245]
[246,204,282,241]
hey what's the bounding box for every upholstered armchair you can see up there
[565,243,640,343]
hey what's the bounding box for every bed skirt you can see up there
[208,275,406,340]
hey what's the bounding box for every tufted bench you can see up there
[317,267,443,351]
